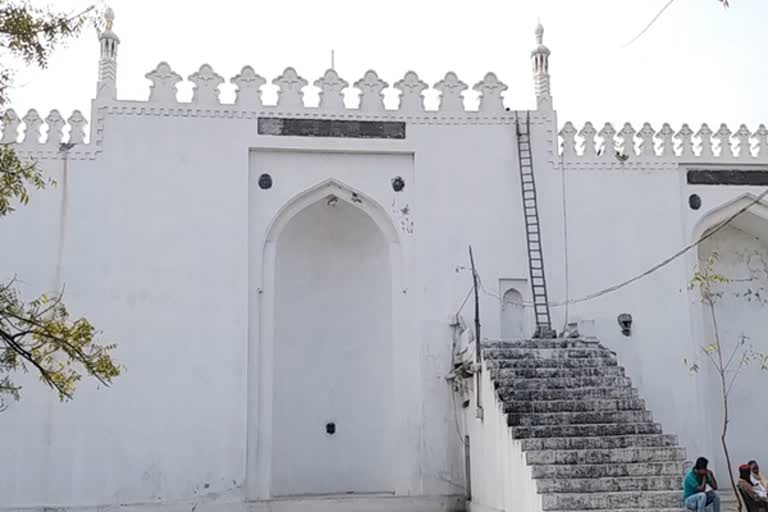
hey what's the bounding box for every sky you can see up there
[6,0,768,134]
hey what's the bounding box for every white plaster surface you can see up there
[271,199,394,496]
[465,362,541,512]
[1,14,767,512]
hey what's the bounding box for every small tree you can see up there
[687,252,767,511]
[0,2,120,410]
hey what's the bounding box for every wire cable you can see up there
[472,187,768,309]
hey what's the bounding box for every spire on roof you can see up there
[96,7,120,100]
[531,20,552,110]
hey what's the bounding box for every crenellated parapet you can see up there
[559,121,768,167]
[141,62,517,115]
[1,108,89,148]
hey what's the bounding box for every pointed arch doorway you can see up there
[258,180,400,498]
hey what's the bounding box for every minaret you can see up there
[96,8,120,100]
[531,21,552,110]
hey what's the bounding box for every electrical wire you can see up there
[622,0,677,48]
[454,285,474,317]
[470,187,768,309]
[548,187,768,307]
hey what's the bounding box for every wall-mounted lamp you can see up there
[617,313,632,336]
[327,195,339,207]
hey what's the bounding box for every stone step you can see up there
[507,410,653,427]
[526,446,686,465]
[542,490,683,511]
[536,475,683,494]
[487,358,618,370]
[530,460,686,479]
[500,386,639,402]
[521,434,678,451]
[492,366,625,380]
[483,339,601,350]
[482,347,615,360]
[504,398,645,414]
[496,375,632,390]
[512,422,662,439]
[545,510,683,512]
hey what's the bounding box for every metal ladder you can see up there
[515,112,554,338]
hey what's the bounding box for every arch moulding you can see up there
[246,178,409,500]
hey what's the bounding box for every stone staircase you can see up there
[483,338,686,512]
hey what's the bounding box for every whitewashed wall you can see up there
[0,78,543,510]
[465,362,541,512]
[534,115,768,479]
[696,223,768,475]
[2,54,767,509]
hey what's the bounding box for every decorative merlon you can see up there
[231,66,266,108]
[355,70,387,113]
[474,72,507,114]
[189,64,224,106]
[0,108,89,147]
[0,109,20,143]
[273,67,308,109]
[134,64,527,114]
[44,110,65,147]
[21,109,42,145]
[560,121,768,163]
[146,62,182,103]
[315,69,348,111]
[394,71,428,112]
[434,72,467,113]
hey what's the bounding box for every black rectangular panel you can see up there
[687,169,768,186]
[258,118,406,139]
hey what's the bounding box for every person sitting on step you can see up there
[739,464,768,511]
[749,460,768,498]
[684,457,720,512]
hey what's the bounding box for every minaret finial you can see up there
[105,7,115,31]
[96,6,120,100]
[531,19,552,110]
[535,18,544,45]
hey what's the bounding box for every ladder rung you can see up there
[518,113,550,327]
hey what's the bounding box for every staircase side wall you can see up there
[466,363,541,512]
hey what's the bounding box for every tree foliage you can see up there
[0,1,120,410]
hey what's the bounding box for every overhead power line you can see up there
[465,188,768,311]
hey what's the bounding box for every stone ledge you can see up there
[1,495,466,512]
